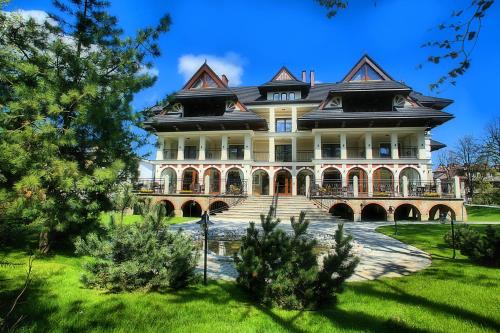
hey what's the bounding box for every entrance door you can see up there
[275,170,292,196]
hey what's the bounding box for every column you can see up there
[269,107,276,133]
[365,133,372,159]
[367,171,373,197]
[391,133,399,159]
[314,133,322,159]
[269,169,274,196]
[292,176,297,196]
[353,176,359,198]
[269,137,275,162]
[199,136,206,161]
[418,131,426,159]
[402,175,409,197]
[204,174,210,195]
[177,137,185,160]
[221,135,228,161]
[291,137,297,162]
[156,137,164,160]
[291,106,297,132]
[340,133,347,159]
[244,134,251,161]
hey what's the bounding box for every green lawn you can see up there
[99,212,196,226]
[466,205,500,222]
[1,224,499,332]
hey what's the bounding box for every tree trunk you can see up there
[38,230,50,254]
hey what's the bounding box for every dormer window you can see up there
[269,91,299,101]
[273,93,280,101]
[289,92,295,100]
[281,92,288,101]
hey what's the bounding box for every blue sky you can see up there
[5,0,500,161]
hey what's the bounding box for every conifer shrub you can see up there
[75,204,199,291]
[234,207,358,309]
[444,225,500,266]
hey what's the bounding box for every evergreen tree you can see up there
[0,1,170,251]
[234,208,358,309]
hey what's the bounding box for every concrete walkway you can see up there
[173,220,432,282]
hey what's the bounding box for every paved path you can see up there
[173,220,432,282]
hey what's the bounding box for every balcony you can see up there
[296,150,314,162]
[346,147,365,159]
[253,151,269,162]
[276,151,292,162]
[163,149,178,160]
[205,149,221,160]
[399,146,418,158]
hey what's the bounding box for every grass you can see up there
[1,224,499,332]
[99,212,196,226]
[466,205,500,222]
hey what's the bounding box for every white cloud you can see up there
[138,65,159,78]
[178,52,244,86]
[4,9,57,26]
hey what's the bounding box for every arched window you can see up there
[289,92,295,100]
[281,92,288,101]
[273,92,279,101]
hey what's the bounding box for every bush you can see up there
[444,225,500,266]
[234,207,358,309]
[75,204,199,291]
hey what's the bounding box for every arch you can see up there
[203,167,221,194]
[399,167,421,194]
[161,200,175,217]
[297,169,315,196]
[209,201,229,215]
[252,169,270,196]
[361,203,387,221]
[329,203,354,221]
[347,167,368,194]
[428,204,456,221]
[181,167,199,192]
[373,167,394,195]
[275,169,292,195]
[181,200,202,217]
[394,204,421,221]
[225,167,244,194]
[160,167,177,194]
[322,167,342,195]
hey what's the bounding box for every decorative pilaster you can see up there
[221,135,228,161]
[391,133,399,159]
[340,133,347,159]
[199,136,206,160]
[365,133,372,159]
[314,133,322,159]
[177,137,185,160]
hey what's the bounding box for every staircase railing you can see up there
[271,182,279,218]
[207,181,248,216]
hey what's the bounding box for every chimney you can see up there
[301,70,306,82]
[310,70,315,87]
[221,74,229,86]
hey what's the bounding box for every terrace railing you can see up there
[399,146,418,158]
[296,150,314,162]
[205,149,221,160]
[253,151,269,162]
[162,149,178,160]
[346,147,366,159]
[132,178,165,194]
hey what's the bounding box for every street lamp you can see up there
[196,210,214,285]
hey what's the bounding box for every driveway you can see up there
[172,219,431,282]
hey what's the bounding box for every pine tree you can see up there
[0,1,170,251]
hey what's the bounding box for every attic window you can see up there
[351,64,383,81]
[191,73,218,89]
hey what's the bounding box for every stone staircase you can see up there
[212,195,335,222]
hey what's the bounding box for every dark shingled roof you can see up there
[430,139,447,151]
[173,88,236,100]
[298,107,454,129]
[410,92,454,110]
[144,110,267,132]
[328,80,411,93]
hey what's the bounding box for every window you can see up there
[351,64,383,81]
[276,119,292,132]
[184,146,198,159]
[228,145,244,160]
[379,143,391,158]
[281,92,288,101]
[289,92,295,100]
[273,93,280,101]
[322,144,341,158]
[275,145,292,162]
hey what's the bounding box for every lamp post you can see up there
[196,210,213,285]
[439,210,456,259]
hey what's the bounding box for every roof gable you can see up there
[271,66,300,82]
[182,62,228,90]
[342,54,394,82]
